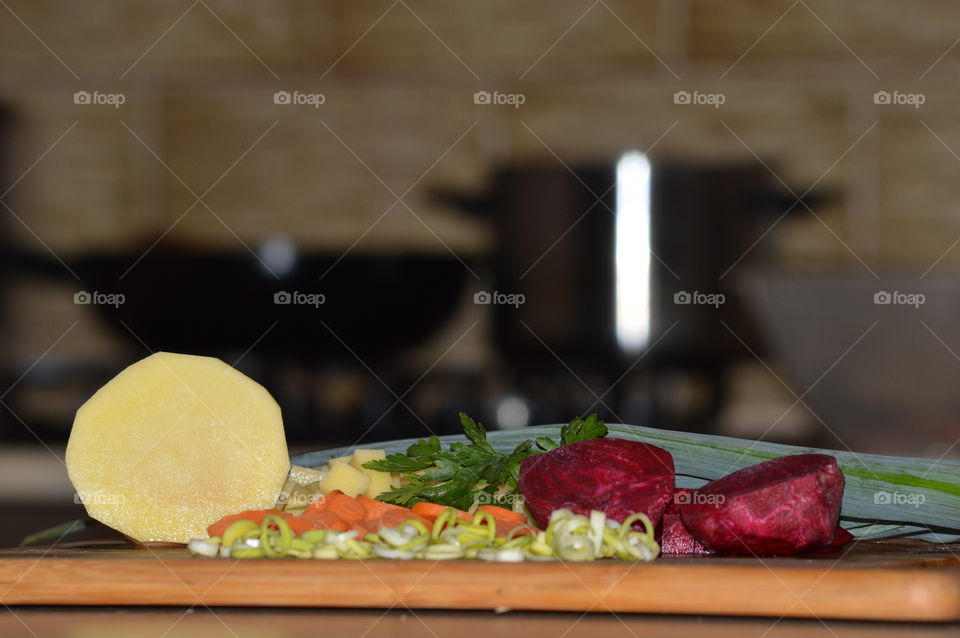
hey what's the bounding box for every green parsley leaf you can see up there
[367,412,606,509]
[459,412,496,454]
[364,453,433,473]
[560,413,608,445]
[535,436,558,452]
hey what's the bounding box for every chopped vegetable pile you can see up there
[189,505,659,563]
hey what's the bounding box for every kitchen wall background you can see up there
[2,1,960,538]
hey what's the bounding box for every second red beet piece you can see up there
[518,438,675,529]
[819,526,855,552]
[678,453,844,556]
[660,488,714,554]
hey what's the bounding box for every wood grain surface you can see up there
[1,541,958,621]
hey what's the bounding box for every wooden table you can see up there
[2,540,959,623]
[2,607,959,638]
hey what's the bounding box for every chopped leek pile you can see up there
[188,508,660,563]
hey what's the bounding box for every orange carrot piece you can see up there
[356,495,406,520]
[206,509,284,538]
[411,502,471,523]
[326,493,366,523]
[494,518,539,537]
[373,509,430,531]
[305,497,327,512]
[478,505,526,523]
[348,521,371,536]
[306,489,345,512]
[282,515,320,536]
[300,509,348,532]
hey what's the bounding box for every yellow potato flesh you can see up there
[66,352,290,543]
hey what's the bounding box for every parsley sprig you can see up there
[363,412,607,510]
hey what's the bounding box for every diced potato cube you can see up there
[317,463,371,498]
[363,470,393,499]
[328,455,353,467]
[350,449,386,471]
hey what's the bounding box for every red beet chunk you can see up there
[660,489,714,555]
[679,454,844,556]
[818,526,855,552]
[518,438,674,529]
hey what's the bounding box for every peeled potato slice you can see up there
[66,352,290,543]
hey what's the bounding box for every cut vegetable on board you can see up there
[65,352,290,543]
[518,438,675,529]
[678,454,843,556]
[678,454,845,555]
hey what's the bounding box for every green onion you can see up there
[188,508,659,562]
[259,514,292,558]
[19,517,95,547]
[222,520,259,548]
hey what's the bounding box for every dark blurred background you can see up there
[2,0,960,546]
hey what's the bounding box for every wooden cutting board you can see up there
[1,540,958,621]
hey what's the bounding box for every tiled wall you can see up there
[3,0,960,360]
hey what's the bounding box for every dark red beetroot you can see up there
[678,454,844,556]
[659,488,713,554]
[819,526,855,552]
[518,438,674,529]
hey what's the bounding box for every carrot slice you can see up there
[305,489,345,513]
[356,495,406,521]
[347,521,371,536]
[206,509,284,538]
[283,515,320,536]
[326,493,366,523]
[373,509,430,531]
[411,502,471,523]
[494,518,539,537]
[478,505,527,523]
[299,509,348,532]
